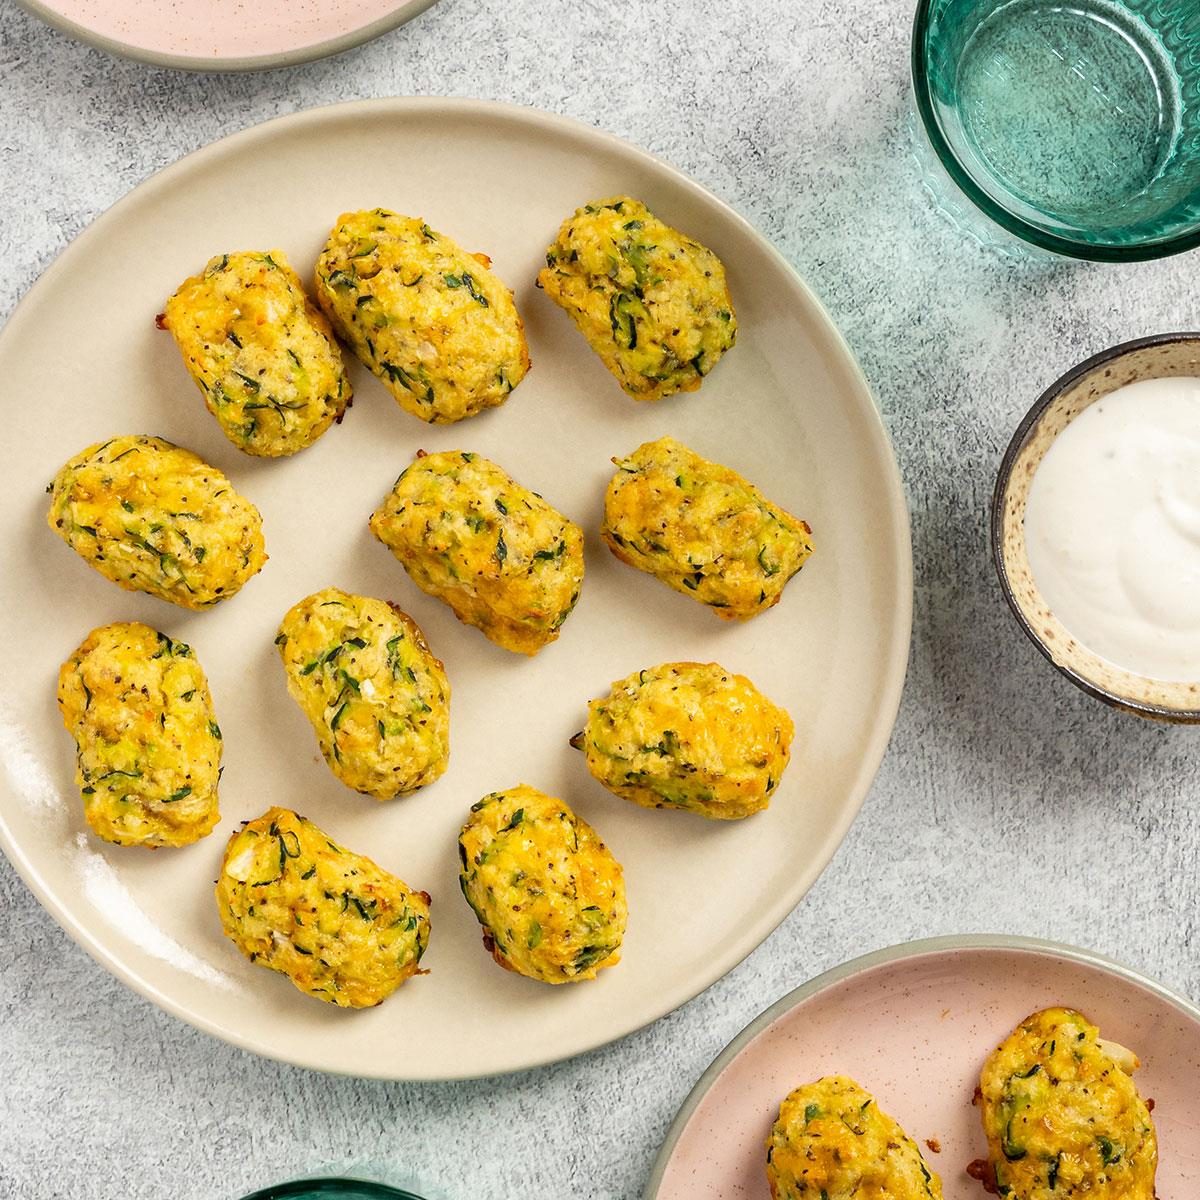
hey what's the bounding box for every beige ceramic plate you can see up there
[13,0,439,72]
[646,935,1200,1197]
[0,99,911,1080]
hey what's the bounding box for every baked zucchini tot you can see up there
[314,208,530,424]
[57,622,221,847]
[369,450,584,655]
[47,434,267,609]
[767,1076,943,1200]
[977,1007,1157,1200]
[537,195,736,400]
[160,250,350,457]
[275,587,450,799]
[602,436,812,619]
[573,661,793,819]
[458,784,626,984]
[216,806,431,1008]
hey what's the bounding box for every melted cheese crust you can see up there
[579,661,793,819]
[369,450,584,655]
[47,434,267,609]
[162,250,350,457]
[602,437,813,619]
[57,622,221,847]
[276,588,450,799]
[537,195,736,401]
[458,785,626,984]
[216,806,431,1008]
[979,1008,1157,1200]
[767,1076,944,1200]
[315,209,530,424]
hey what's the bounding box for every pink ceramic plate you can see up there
[13,0,439,71]
[646,935,1200,1199]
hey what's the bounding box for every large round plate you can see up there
[13,0,438,72]
[0,99,911,1079]
[645,935,1200,1197]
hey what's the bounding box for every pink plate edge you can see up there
[9,0,440,72]
[641,933,1200,1198]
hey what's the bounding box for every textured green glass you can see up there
[239,1181,426,1200]
[913,0,1200,259]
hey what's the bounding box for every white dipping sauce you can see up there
[1024,375,1200,682]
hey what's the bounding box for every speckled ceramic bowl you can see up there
[993,332,1200,722]
[644,935,1200,1198]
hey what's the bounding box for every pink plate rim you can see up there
[641,933,1200,1198]
[10,0,440,73]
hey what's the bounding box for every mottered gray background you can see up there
[1,1,1197,1197]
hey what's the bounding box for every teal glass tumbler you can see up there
[240,1181,428,1200]
[912,0,1200,260]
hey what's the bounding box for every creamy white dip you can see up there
[1024,375,1200,682]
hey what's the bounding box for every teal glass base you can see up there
[240,1180,427,1200]
[907,108,1065,260]
[913,0,1200,259]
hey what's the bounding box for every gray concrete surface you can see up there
[1,1,1197,1197]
